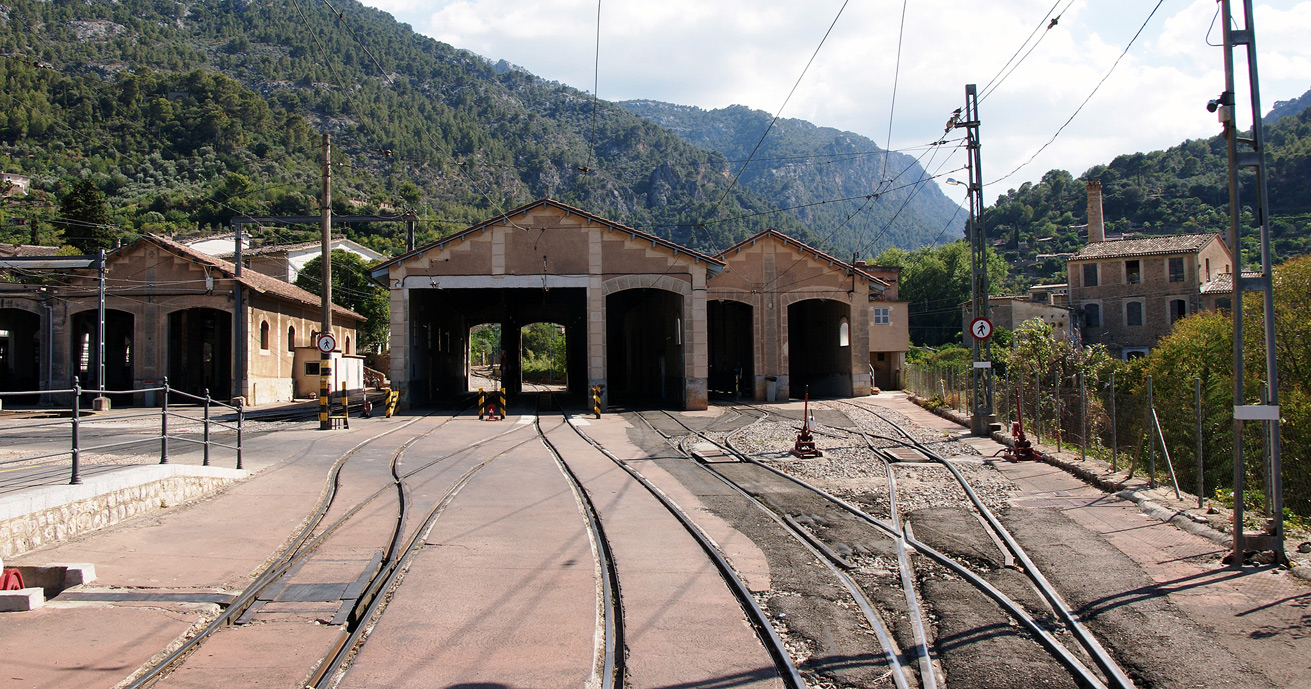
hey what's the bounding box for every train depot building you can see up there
[0,235,364,405]
[373,199,908,410]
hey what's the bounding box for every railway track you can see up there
[121,399,549,688]
[534,387,807,689]
[643,399,1132,689]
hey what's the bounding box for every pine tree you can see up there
[59,180,115,253]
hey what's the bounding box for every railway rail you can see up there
[645,399,1132,689]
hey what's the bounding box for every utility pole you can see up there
[319,133,334,431]
[954,84,994,436]
[96,249,106,405]
[1218,0,1283,565]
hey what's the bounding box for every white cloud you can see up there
[359,0,1311,195]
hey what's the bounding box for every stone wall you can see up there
[0,471,241,559]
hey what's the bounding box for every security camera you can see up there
[1207,98,1221,113]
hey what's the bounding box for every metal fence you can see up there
[905,363,1265,511]
[0,377,243,486]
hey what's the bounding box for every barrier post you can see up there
[592,385,602,419]
[160,376,170,464]
[499,388,506,420]
[70,377,82,485]
[478,388,486,420]
[203,389,211,467]
[236,403,244,471]
[341,381,350,430]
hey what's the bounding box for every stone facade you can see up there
[0,468,243,558]
[1067,234,1232,358]
[960,296,1075,343]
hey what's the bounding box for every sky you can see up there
[356,0,1311,205]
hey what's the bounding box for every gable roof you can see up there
[1070,233,1222,261]
[0,243,61,258]
[715,228,888,289]
[370,198,724,278]
[119,235,365,322]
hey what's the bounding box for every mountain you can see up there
[0,0,960,260]
[982,102,1311,285]
[0,0,830,255]
[620,100,965,253]
[1265,85,1311,126]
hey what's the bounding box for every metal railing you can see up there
[0,377,243,486]
[908,364,1202,504]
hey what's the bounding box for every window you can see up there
[346,336,351,354]
[1082,263,1099,287]
[1205,258,1212,281]
[259,321,270,350]
[1169,257,1185,282]
[1083,303,1101,328]
[1126,301,1143,327]
[1169,299,1187,324]
[288,325,296,352]
[839,318,850,347]
[305,362,320,376]
[1216,297,1231,311]
[872,307,891,325]
[1126,260,1141,284]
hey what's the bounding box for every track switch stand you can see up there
[792,392,822,458]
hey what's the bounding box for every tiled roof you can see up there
[1070,233,1221,260]
[125,235,365,322]
[1201,271,1262,295]
[0,243,61,258]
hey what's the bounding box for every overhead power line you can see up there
[988,0,1167,187]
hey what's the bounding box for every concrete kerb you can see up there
[903,394,1311,584]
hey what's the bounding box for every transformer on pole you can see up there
[953,84,995,436]
[1218,0,1284,565]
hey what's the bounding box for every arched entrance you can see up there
[708,299,753,397]
[607,288,684,407]
[787,299,852,398]
[70,309,135,402]
[168,308,232,401]
[0,308,40,394]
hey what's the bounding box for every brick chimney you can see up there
[1086,180,1104,243]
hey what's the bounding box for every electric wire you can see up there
[978,0,1071,102]
[703,0,851,228]
[988,0,1168,187]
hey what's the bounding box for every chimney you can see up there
[1086,180,1104,243]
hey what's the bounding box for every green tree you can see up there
[295,250,390,354]
[875,241,1012,346]
[59,179,115,252]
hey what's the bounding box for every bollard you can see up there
[160,376,170,464]
[341,382,350,430]
[478,388,486,420]
[236,404,244,471]
[70,377,82,485]
[592,385,602,419]
[1146,374,1156,488]
[1195,376,1203,509]
[203,389,211,467]
[499,388,507,420]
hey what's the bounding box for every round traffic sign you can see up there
[969,317,994,341]
[316,333,337,353]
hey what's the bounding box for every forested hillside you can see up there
[620,100,964,252]
[0,0,959,258]
[984,88,1311,285]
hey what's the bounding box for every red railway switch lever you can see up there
[792,392,822,458]
[1002,390,1038,461]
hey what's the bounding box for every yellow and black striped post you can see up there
[592,385,602,419]
[318,361,330,429]
[385,388,398,418]
[478,388,486,420]
[341,381,350,430]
